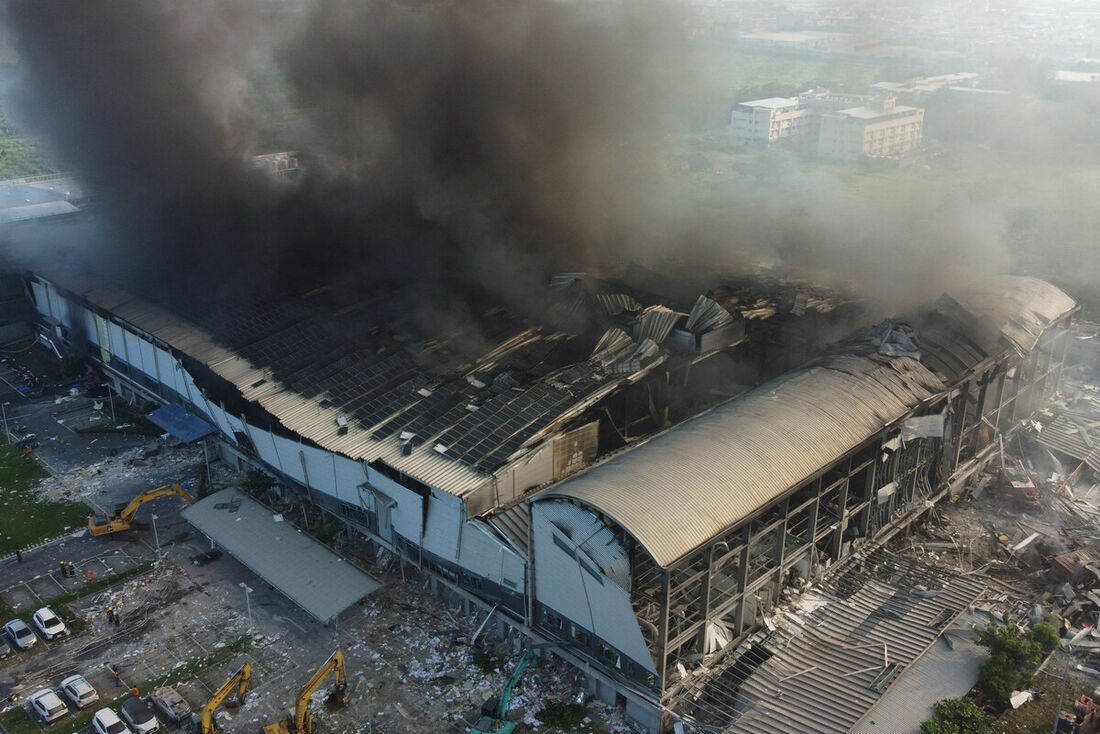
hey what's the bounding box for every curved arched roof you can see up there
[540,276,1076,568]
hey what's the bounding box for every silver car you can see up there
[28,688,68,724]
[4,618,36,649]
[61,674,100,709]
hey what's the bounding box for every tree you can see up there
[920,697,994,734]
[971,621,1058,704]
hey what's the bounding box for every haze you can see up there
[0,0,1098,323]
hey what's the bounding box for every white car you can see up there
[60,674,99,708]
[32,607,68,640]
[27,688,68,724]
[92,707,133,734]
[4,618,36,649]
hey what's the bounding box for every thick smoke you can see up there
[0,0,1035,328]
[0,0,686,321]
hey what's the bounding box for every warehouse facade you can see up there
[22,271,1076,732]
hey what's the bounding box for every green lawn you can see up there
[0,441,86,556]
[0,108,57,180]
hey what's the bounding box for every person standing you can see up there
[15,548,21,562]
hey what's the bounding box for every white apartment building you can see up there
[729,97,810,147]
[817,95,924,159]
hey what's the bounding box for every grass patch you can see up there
[0,442,86,557]
[536,701,588,730]
[72,416,164,437]
[996,665,1091,733]
[0,109,58,180]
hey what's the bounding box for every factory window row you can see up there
[536,604,658,690]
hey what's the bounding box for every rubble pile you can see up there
[35,442,207,505]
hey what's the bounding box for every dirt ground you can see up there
[0,432,634,734]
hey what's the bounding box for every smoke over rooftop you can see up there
[0,0,1026,328]
[0,1,688,313]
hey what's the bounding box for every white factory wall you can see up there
[363,466,426,542]
[458,521,526,594]
[28,277,525,606]
[532,502,655,672]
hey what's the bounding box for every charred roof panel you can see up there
[953,275,1077,354]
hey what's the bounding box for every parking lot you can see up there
[0,393,621,734]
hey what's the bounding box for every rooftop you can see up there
[739,97,801,110]
[834,104,921,120]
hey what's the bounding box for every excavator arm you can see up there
[200,663,251,734]
[88,482,196,535]
[263,649,347,734]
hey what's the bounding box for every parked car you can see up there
[92,707,133,734]
[149,686,191,729]
[120,696,160,734]
[4,618,36,649]
[32,607,68,640]
[60,674,100,709]
[27,688,68,724]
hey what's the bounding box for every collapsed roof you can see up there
[541,276,1076,568]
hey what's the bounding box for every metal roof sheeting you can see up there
[541,276,1076,568]
[182,489,381,622]
[712,557,986,734]
[954,275,1076,354]
[542,354,944,568]
[1034,410,1100,473]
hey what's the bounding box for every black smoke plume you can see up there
[0,0,686,321]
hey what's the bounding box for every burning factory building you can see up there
[18,263,1076,732]
[0,1,1093,731]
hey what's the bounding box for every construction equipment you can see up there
[263,649,347,734]
[88,482,196,536]
[194,663,251,734]
[469,649,538,734]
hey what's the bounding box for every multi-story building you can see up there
[729,97,810,147]
[817,94,925,159]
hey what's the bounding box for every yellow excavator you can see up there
[88,482,196,536]
[195,663,251,734]
[263,649,347,734]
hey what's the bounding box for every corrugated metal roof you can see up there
[954,275,1076,354]
[850,613,986,734]
[1034,411,1100,473]
[541,354,944,568]
[702,555,986,734]
[541,276,1076,568]
[485,503,531,555]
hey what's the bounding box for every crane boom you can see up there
[88,482,196,536]
[200,663,251,734]
[262,649,347,734]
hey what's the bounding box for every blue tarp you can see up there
[146,404,215,443]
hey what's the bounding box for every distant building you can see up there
[872,72,981,100]
[731,90,924,159]
[1052,70,1100,83]
[818,94,924,159]
[729,97,810,147]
